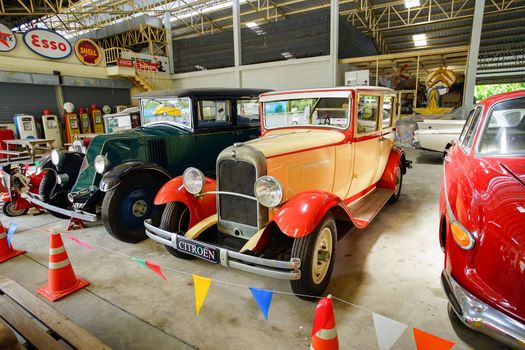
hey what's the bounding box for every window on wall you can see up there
[382,96,395,128]
[197,100,231,128]
[237,99,260,126]
[357,95,379,133]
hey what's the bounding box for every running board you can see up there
[347,188,393,227]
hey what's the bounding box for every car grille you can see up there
[147,139,167,168]
[218,159,258,228]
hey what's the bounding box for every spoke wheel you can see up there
[2,200,28,217]
[389,161,403,203]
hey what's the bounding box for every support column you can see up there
[330,0,339,86]
[462,0,485,110]
[163,12,175,75]
[232,0,242,87]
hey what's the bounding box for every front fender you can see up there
[100,161,171,192]
[377,147,405,190]
[154,176,217,228]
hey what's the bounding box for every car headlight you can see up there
[254,176,283,208]
[94,155,110,174]
[183,167,204,195]
[51,149,64,166]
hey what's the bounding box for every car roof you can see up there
[479,89,525,107]
[134,88,272,99]
[259,85,395,98]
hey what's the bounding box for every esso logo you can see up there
[23,29,71,59]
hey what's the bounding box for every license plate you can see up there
[175,236,220,264]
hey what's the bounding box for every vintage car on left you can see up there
[439,90,525,349]
[145,86,411,299]
[26,88,269,243]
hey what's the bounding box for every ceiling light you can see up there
[405,0,420,8]
[245,22,258,29]
[413,34,427,47]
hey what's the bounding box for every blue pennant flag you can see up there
[249,287,273,320]
[7,223,18,248]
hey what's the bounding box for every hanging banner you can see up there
[372,313,408,350]
[413,328,455,350]
[7,223,18,248]
[249,288,273,320]
[120,51,169,73]
[74,38,102,66]
[132,257,167,282]
[0,23,17,52]
[193,274,212,316]
[23,29,72,59]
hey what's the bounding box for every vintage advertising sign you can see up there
[23,29,72,59]
[120,51,169,73]
[74,38,102,66]
[0,23,17,52]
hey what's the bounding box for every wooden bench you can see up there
[0,276,111,350]
[0,150,30,162]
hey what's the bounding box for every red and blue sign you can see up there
[23,29,71,59]
[0,23,16,52]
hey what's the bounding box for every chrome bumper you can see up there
[442,271,525,349]
[22,193,98,222]
[144,219,301,280]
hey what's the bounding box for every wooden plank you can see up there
[0,276,111,350]
[0,318,24,350]
[0,150,29,155]
[0,297,64,350]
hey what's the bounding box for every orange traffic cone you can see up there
[311,295,339,350]
[37,232,90,301]
[0,224,25,263]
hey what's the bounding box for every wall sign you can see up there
[23,29,71,59]
[74,38,102,66]
[120,51,169,73]
[0,23,17,52]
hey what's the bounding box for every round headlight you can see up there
[51,149,64,166]
[254,176,283,208]
[94,155,110,174]
[183,167,204,195]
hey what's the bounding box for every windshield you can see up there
[477,96,525,156]
[140,97,192,129]
[263,97,350,129]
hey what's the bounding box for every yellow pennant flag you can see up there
[193,275,212,316]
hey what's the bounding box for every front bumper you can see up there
[442,271,525,349]
[144,219,301,280]
[22,193,98,222]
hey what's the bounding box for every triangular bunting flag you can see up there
[145,261,167,283]
[7,223,18,248]
[193,274,212,316]
[132,257,147,267]
[249,287,273,320]
[413,328,455,350]
[64,234,93,250]
[373,313,408,350]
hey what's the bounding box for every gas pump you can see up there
[78,107,92,134]
[13,114,38,139]
[63,102,81,144]
[89,104,104,133]
[41,110,63,148]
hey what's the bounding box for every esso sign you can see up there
[23,29,72,59]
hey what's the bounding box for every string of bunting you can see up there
[6,221,455,350]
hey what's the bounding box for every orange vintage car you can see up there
[145,87,411,299]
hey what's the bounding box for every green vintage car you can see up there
[27,88,269,242]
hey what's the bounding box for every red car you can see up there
[440,90,525,348]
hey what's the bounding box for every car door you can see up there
[375,95,396,180]
[348,93,381,197]
[194,99,236,177]
[233,98,261,143]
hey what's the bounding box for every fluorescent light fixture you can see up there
[245,22,258,29]
[405,0,420,8]
[413,34,427,47]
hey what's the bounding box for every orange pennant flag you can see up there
[413,328,455,350]
[193,274,212,316]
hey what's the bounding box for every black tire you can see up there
[102,173,165,243]
[38,170,57,202]
[161,202,194,259]
[1,200,28,217]
[389,161,403,203]
[46,190,74,220]
[291,214,336,300]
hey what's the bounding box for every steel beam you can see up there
[463,0,485,110]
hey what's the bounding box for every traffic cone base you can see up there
[37,277,90,302]
[0,248,25,263]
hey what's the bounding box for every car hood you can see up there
[244,128,346,158]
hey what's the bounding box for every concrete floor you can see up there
[0,148,512,350]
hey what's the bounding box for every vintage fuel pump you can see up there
[41,110,63,148]
[63,102,81,144]
[78,107,92,134]
[89,104,104,133]
[13,114,38,139]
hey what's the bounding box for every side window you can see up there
[382,96,395,129]
[357,95,379,133]
[459,107,482,149]
[197,100,231,128]
[237,99,260,126]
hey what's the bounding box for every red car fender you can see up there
[272,190,366,238]
[377,147,405,190]
[153,176,217,228]
[1,193,10,202]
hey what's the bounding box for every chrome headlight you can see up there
[51,149,64,166]
[94,155,110,174]
[183,167,204,195]
[254,176,283,208]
